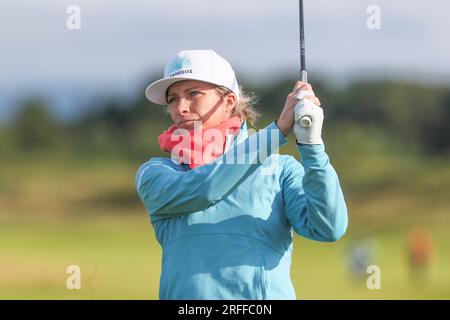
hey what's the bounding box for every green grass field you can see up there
[1,148,449,299]
[1,216,449,299]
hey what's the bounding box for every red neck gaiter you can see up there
[158,116,242,169]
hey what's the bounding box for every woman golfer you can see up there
[136,49,348,300]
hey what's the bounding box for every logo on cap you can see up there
[166,56,193,77]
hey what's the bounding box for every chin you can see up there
[177,123,222,132]
[177,125,194,131]
[176,120,199,131]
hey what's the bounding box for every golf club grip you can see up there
[299,116,312,128]
[299,70,312,128]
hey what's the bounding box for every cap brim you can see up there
[145,77,184,105]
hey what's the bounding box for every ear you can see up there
[225,93,237,113]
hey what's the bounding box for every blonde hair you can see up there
[216,85,261,127]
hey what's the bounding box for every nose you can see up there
[174,97,190,115]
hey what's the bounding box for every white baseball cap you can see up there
[145,49,240,105]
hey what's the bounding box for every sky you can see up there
[1,0,450,121]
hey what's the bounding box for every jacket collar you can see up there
[224,121,248,153]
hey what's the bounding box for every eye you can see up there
[167,96,177,104]
[190,91,200,97]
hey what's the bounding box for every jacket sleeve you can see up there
[282,144,348,242]
[136,122,287,222]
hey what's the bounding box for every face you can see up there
[166,80,236,130]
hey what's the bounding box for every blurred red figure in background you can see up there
[407,225,434,286]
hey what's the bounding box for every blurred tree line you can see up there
[1,77,449,163]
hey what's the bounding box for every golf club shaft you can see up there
[299,0,312,128]
[299,0,306,76]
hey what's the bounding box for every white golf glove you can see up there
[293,90,324,145]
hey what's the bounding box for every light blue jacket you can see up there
[135,121,348,300]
